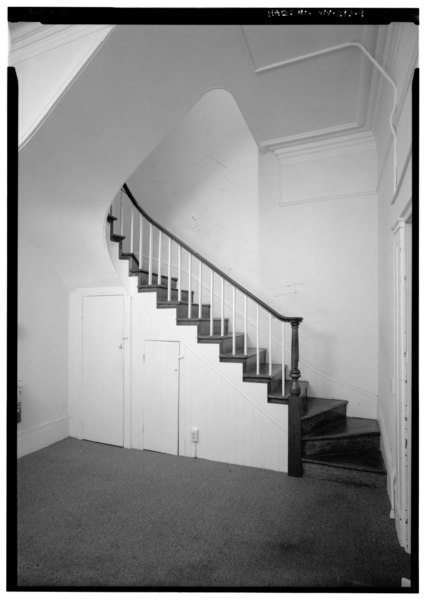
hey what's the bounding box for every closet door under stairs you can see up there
[82,294,125,446]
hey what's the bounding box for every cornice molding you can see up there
[279,189,377,208]
[261,124,375,166]
[9,23,114,65]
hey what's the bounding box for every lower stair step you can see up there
[302,397,348,434]
[302,417,380,455]
[302,449,386,488]
[268,380,308,403]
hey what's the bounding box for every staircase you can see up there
[108,185,386,489]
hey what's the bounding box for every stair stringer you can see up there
[107,233,289,473]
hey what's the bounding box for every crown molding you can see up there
[279,189,377,208]
[262,125,375,166]
[9,23,114,65]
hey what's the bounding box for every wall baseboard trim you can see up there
[18,416,70,458]
[378,403,396,513]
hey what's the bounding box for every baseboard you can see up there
[378,403,396,515]
[18,416,70,458]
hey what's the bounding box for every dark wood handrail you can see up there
[122,183,303,324]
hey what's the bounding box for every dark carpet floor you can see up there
[16,437,410,589]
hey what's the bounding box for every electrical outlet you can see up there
[191,427,199,443]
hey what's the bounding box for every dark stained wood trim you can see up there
[288,395,303,477]
[122,183,303,324]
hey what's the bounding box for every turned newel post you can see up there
[288,318,303,477]
[289,319,301,397]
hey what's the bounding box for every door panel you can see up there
[143,340,179,455]
[82,295,124,446]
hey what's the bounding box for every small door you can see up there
[143,340,180,455]
[82,294,125,446]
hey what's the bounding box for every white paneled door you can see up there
[143,340,180,455]
[82,295,125,446]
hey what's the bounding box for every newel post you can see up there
[288,319,302,477]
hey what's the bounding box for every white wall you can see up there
[258,140,379,418]
[372,23,417,534]
[18,234,69,456]
[9,23,114,148]
[127,89,259,294]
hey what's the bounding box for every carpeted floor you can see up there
[16,437,411,589]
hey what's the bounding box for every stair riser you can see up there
[302,406,347,435]
[155,288,193,302]
[219,335,245,354]
[242,350,267,371]
[176,304,211,319]
[138,273,178,289]
[302,463,386,489]
[119,252,139,271]
[303,434,380,456]
[198,320,229,335]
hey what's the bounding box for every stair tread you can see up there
[220,347,266,359]
[268,380,308,398]
[111,234,126,241]
[198,332,244,341]
[302,449,386,474]
[158,300,210,307]
[303,417,380,441]
[302,397,349,420]
[177,317,228,324]
[243,363,284,380]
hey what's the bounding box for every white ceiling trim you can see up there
[260,123,376,165]
[279,189,377,208]
[9,24,114,65]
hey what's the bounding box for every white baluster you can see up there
[281,321,285,396]
[139,214,143,271]
[232,286,236,355]
[130,205,134,256]
[167,237,172,302]
[210,270,214,336]
[220,278,224,337]
[198,260,202,319]
[256,305,260,375]
[148,224,153,285]
[158,231,162,285]
[177,246,182,302]
[269,314,272,376]
[244,295,247,355]
[188,253,192,319]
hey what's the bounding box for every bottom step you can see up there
[302,449,386,488]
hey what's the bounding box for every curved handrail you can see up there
[122,183,303,323]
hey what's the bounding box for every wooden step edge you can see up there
[302,428,380,442]
[198,332,245,342]
[219,348,267,361]
[301,451,387,474]
[157,301,211,308]
[107,214,117,222]
[301,398,349,421]
[111,234,126,242]
[243,365,284,384]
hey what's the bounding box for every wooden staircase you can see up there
[108,196,386,489]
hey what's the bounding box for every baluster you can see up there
[232,286,236,355]
[256,304,260,375]
[130,205,134,256]
[188,253,192,319]
[289,320,302,397]
[120,191,124,236]
[158,231,162,285]
[243,295,247,355]
[210,270,214,336]
[281,321,285,396]
[220,278,224,336]
[198,260,202,319]
[138,214,143,271]
[167,237,172,301]
[148,223,153,285]
[177,246,182,302]
[268,313,272,376]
